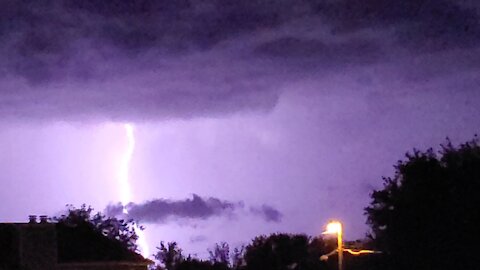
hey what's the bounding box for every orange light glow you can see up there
[344,249,376,255]
[324,221,342,235]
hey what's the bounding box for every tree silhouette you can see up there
[231,245,245,270]
[53,204,144,262]
[54,204,139,252]
[365,136,480,270]
[153,242,232,270]
[176,257,215,270]
[154,241,184,270]
[243,234,328,270]
[208,242,230,267]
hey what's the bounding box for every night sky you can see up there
[1,0,480,258]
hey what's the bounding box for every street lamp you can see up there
[321,221,381,270]
[322,221,343,270]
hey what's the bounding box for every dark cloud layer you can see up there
[321,0,480,51]
[0,0,302,82]
[0,0,479,121]
[105,194,282,224]
[254,37,383,66]
[249,205,282,223]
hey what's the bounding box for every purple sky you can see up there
[1,0,480,258]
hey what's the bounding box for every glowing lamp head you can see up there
[323,221,342,235]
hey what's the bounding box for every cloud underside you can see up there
[105,194,282,224]
[0,0,479,121]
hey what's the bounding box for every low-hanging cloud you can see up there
[249,205,282,223]
[105,194,282,224]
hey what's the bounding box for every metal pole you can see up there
[338,224,343,270]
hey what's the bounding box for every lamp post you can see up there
[323,221,343,270]
[321,221,381,270]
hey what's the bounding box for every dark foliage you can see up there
[177,257,229,270]
[230,245,245,270]
[154,241,184,270]
[152,234,386,270]
[54,204,144,262]
[208,242,230,267]
[243,233,329,270]
[153,242,230,270]
[365,136,480,270]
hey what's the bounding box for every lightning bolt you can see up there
[119,123,150,258]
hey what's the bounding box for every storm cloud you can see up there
[105,194,282,224]
[249,205,282,223]
[320,0,480,51]
[1,0,479,121]
[2,1,480,256]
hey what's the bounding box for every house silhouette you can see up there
[0,216,152,270]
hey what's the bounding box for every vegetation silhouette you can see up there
[54,204,143,262]
[153,241,232,270]
[152,234,382,270]
[365,136,480,270]
[208,242,231,268]
[154,241,184,270]
[243,234,328,270]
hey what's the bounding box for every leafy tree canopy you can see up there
[243,233,329,270]
[365,136,480,270]
[153,241,230,270]
[154,241,184,270]
[208,242,231,268]
[54,204,140,253]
